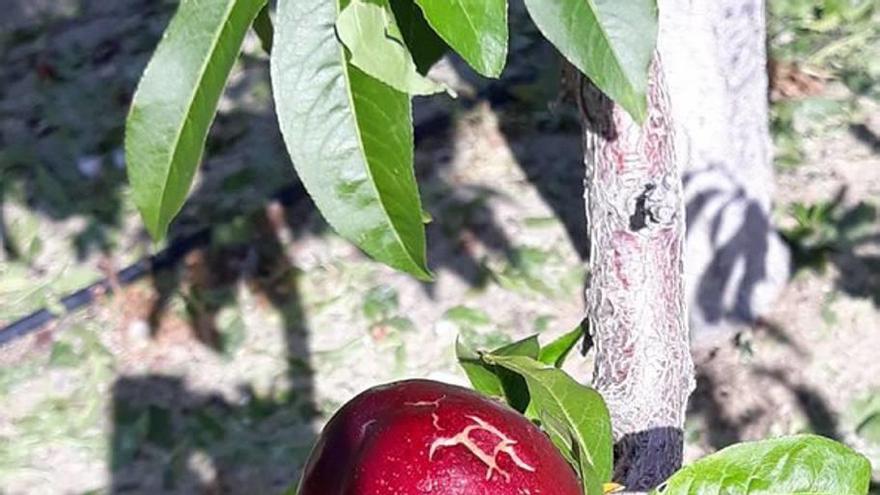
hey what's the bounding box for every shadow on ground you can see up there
[0,0,175,262]
[111,198,321,493]
[688,337,843,453]
[781,185,880,307]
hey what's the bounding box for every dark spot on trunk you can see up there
[629,183,657,231]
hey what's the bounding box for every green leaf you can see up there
[455,335,539,412]
[849,391,880,446]
[492,336,540,412]
[575,440,605,495]
[444,306,491,328]
[522,0,657,122]
[494,334,540,358]
[486,355,613,484]
[271,0,431,279]
[456,337,504,397]
[538,323,584,368]
[414,0,508,77]
[654,435,872,495]
[336,0,445,95]
[536,407,603,495]
[252,5,273,54]
[388,0,448,74]
[126,0,267,240]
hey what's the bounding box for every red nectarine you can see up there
[298,379,583,495]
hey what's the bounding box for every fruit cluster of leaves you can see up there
[125,0,658,278]
[458,329,873,495]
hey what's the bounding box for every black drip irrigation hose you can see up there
[0,182,308,347]
[0,111,455,348]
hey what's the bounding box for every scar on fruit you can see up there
[406,396,447,430]
[428,415,535,481]
[405,396,446,408]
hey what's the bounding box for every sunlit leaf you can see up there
[414,0,507,77]
[538,323,584,368]
[486,354,613,484]
[336,0,444,95]
[523,0,657,122]
[456,335,538,412]
[271,0,431,279]
[126,0,267,239]
[654,435,872,494]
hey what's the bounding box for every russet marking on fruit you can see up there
[405,395,447,430]
[431,412,444,431]
[404,396,446,408]
[428,414,535,481]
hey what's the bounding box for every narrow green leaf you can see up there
[414,0,507,77]
[539,409,578,464]
[523,0,657,122]
[538,323,584,368]
[493,335,540,412]
[388,0,448,74]
[495,334,540,358]
[252,5,273,54]
[336,0,445,95]
[537,407,603,495]
[575,439,605,495]
[654,435,872,495]
[486,354,613,483]
[271,0,431,279]
[126,0,267,240]
[457,337,504,397]
[455,335,539,412]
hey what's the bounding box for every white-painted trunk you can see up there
[581,57,694,488]
[581,0,786,487]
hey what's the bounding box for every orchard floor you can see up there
[1,1,879,493]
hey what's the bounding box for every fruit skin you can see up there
[298,379,583,495]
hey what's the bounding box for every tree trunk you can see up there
[580,0,785,489]
[580,57,694,489]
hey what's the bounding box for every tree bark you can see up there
[580,0,785,489]
[580,57,694,489]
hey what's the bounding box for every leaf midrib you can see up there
[453,0,481,53]
[495,356,605,474]
[155,0,255,233]
[582,0,632,87]
[336,0,424,275]
[418,0,486,73]
[526,368,599,468]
